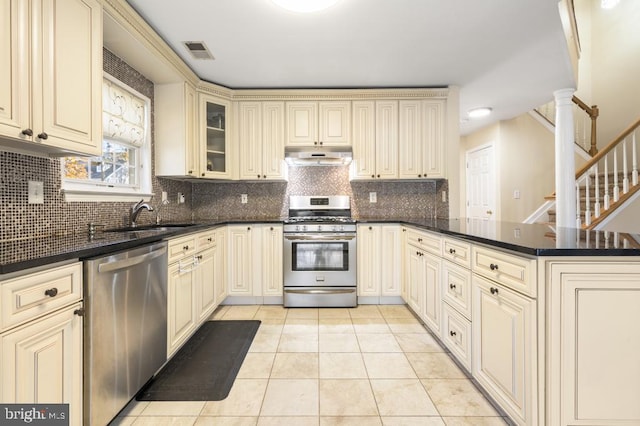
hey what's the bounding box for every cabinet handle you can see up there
[270,226,274,231]
[319,141,323,146]
[423,173,427,178]
[44,288,58,297]
[314,141,318,145]
[257,174,261,178]
[74,308,85,316]
[37,132,48,140]
[490,287,499,295]
[377,174,380,178]
[247,227,251,231]
[449,330,457,337]
[21,128,33,137]
[197,255,203,260]
[417,238,422,242]
[263,175,267,178]
[371,174,375,178]
[449,248,456,254]
[418,174,422,178]
[207,237,212,242]
[183,245,189,251]
[188,170,193,174]
[201,173,205,177]
[449,283,456,289]
[489,263,499,271]
[368,226,372,230]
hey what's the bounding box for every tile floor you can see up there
[111,304,510,426]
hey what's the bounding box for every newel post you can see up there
[554,88,578,228]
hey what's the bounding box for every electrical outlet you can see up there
[161,191,168,203]
[241,194,248,204]
[369,192,377,203]
[513,189,521,199]
[442,190,447,202]
[28,181,44,204]
[177,193,185,204]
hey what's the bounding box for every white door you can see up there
[466,144,496,235]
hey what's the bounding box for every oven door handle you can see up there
[284,234,356,241]
[284,288,356,295]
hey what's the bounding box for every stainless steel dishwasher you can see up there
[83,241,168,426]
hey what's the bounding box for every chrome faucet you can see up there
[130,199,154,227]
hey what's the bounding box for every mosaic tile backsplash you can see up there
[1,50,448,242]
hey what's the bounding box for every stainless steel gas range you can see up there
[283,195,357,307]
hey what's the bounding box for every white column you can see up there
[554,88,577,228]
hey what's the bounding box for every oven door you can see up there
[283,233,356,287]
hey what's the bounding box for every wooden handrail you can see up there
[571,95,599,156]
[575,115,640,178]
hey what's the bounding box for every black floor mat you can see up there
[136,320,260,401]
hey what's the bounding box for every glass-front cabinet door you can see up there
[199,94,233,179]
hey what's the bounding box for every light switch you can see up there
[513,189,521,199]
[369,192,377,203]
[28,181,44,204]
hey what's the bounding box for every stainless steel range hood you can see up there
[285,146,352,166]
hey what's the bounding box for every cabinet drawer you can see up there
[442,260,472,320]
[168,234,198,263]
[1,263,82,331]
[442,302,472,371]
[442,238,471,268]
[196,230,216,251]
[406,229,441,255]
[472,246,537,297]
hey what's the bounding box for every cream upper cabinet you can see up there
[351,101,399,180]
[286,101,351,147]
[200,94,235,179]
[238,101,285,180]
[0,0,102,156]
[155,82,199,177]
[399,100,445,179]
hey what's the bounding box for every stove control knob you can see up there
[302,225,307,232]
[332,225,338,232]
[340,225,345,231]
[317,225,322,232]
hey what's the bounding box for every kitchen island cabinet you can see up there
[0,0,102,157]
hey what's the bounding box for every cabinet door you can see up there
[422,253,442,336]
[195,248,216,323]
[473,275,535,426]
[227,226,253,296]
[351,101,376,180]
[167,261,196,356]
[548,262,640,425]
[375,101,398,179]
[200,95,233,179]
[422,100,445,178]
[37,0,102,155]
[261,225,283,297]
[1,303,83,426]
[357,225,381,296]
[319,101,350,146]
[0,0,30,141]
[262,102,285,179]
[380,225,402,296]
[398,100,423,179]
[214,228,228,304]
[406,246,423,313]
[238,102,263,179]
[286,101,317,146]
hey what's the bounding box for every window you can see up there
[61,73,152,202]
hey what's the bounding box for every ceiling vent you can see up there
[183,41,214,60]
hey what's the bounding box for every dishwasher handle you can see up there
[97,246,167,273]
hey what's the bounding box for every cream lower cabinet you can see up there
[226,224,283,303]
[0,262,83,426]
[357,224,402,303]
[213,227,228,306]
[472,274,536,426]
[167,230,222,357]
[0,0,102,156]
[546,260,640,426]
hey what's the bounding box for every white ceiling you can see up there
[125,0,576,135]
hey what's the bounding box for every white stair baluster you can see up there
[633,131,638,186]
[614,232,620,248]
[623,138,630,194]
[594,164,600,218]
[604,155,610,210]
[585,171,591,226]
[614,149,620,202]
[576,182,582,228]
[604,231,610,249]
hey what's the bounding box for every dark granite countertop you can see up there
[356,217,640,256]
[0,219,284,275]
[3,217,640,276]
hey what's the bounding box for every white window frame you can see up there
[61,73,153,202]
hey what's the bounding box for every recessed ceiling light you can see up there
[468,107,492,118]
[271,0,340,13]
[601,0,620,9]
